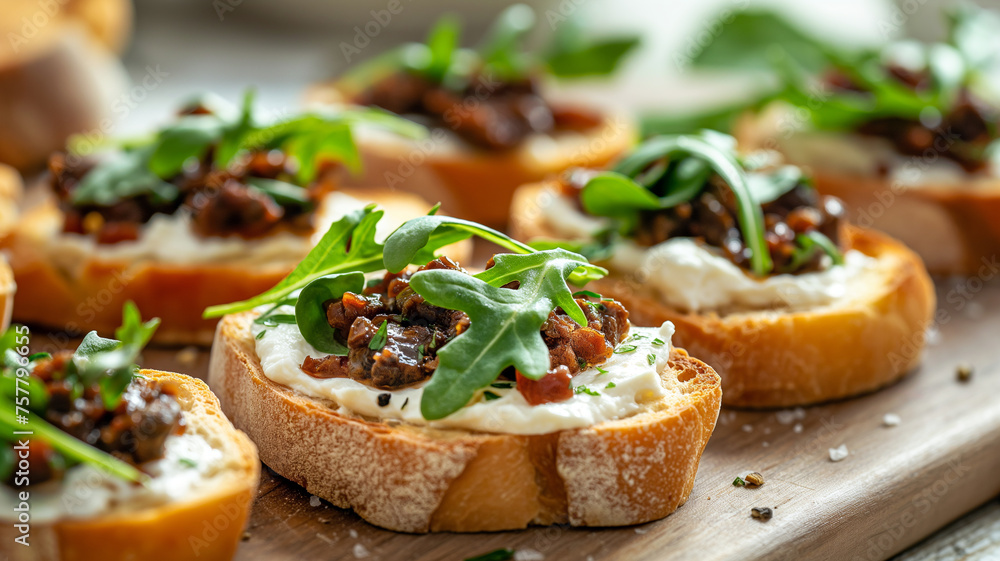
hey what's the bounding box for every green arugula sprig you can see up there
[579,132,775,276]
[206,209,609,420]
[69,92,424,208]
[340,3,639,94]
[408,249,593,419]
[0,303,160,485]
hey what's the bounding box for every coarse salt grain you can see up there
[829,444,849,462]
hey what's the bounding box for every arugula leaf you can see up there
[687,10,838,74]
[70,146,179,206]
[0,400,146,484]
[246,177,313,208]
[410,250,592,419]
[479,4,535,80]
[425,15,461,83]
[383,215,606,286]
[214,89,257,168]
[148,116,225,178]
[581,133,773,276]
[204,206,386,317]
[294,272,365,354]
[746,165,804,204]
[545,35,640,78]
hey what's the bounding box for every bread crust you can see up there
[1,189,467,345]
[511,182,936,408]
[208,311,722,533]
[305,83,637,226]
[1,370,260,561]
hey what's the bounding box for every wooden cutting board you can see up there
[137,279,1000,561]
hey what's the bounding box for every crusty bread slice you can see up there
[1,370,260,561]
[208,311,721,533]
[305,83,637,226]
[1,189,468,345]
[511,182,936,408]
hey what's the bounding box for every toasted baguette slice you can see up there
[305,84,636,226]
[209,312,721,533]
[511,182,936,408]
[2,189,468,345]
[1,370,259,561]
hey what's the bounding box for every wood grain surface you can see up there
[85,277,1000,561]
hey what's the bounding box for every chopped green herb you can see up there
[596,365,609,375]
[574,385,600,396]
[647,353,656,366]
[417,344,425,361]
[733,476,746,487]
[490,382,514,389]
[652,338,666,346]
[483,391,502,401]
[401,397,409,410]
[27,352,51,362]
[179,458,198,469]
[255,330,266,340]
[605,382,616,389]
[573,290,602,299]
[369,320,389,350]
[614,345,638,354]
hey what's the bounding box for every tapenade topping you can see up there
[301,256,628,405]
[0,303,169,487]
[656,4,1000,172]
[339,5,637,150]
[564,132,845,276]
[210,208,615,420]
[54,92,422,244]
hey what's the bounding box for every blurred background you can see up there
[51,0,1000,133]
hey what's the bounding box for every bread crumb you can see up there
[353,544,370,559]
[349,529,358,539]
[883,413,901,427]
[742,424,753,433]
[793,423,803,434]
[175,346,199,366]
[309,495,321,507]
[775,410,796,424]
[634,527,649,534]
[956,363,973,383]
[829,444,849,462]
[514,549,545,561]
[241,532,251,541]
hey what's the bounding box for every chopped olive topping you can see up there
[300,257,630,407]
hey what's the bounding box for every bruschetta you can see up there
[306,6,638,226]
[511,132,935,407]
[1,93,467,345]
[0,304,259,561]
[679,4,1000,275]
[206,210,721,532]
